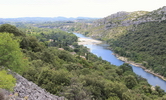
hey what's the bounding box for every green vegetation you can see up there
[20,24,166,99]
[0,23,166,99]
[0,32,28,73]
[0,24,25,36]
[62,7,166,79]
[111,20,166,77]
[0,70,16,91]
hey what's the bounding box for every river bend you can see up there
[74,33,166,92]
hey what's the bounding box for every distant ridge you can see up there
[0,17,100,22]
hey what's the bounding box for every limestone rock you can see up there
[9,72,65,100]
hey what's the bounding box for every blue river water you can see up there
[74,33,166,92]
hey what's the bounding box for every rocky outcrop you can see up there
[77,6,166,40]
[136,6,166,22]
[95,6,166,29]
[99,7,165,28]
[93,11,130,28]
[6,72,65,100]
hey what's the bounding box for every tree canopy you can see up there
[112,20,166,77]
[0,24,25,36]
[0,23,165,99]
[0,32,28,73]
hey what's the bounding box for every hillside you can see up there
[73,10,148,40]
[75,6,166,40]
[69,6,166,77]
[112,20,166,77]
[1,24,166,100]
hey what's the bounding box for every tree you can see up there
[0,24,25,36]
[119,63,133,73]
[124,75,138,89]
[20,36,44,52]
[155,86,165,96]
[0,33,28,73]
[61,78,91,100]
[0,70,16,91]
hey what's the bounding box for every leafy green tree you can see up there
[0,33,28,73]
[61,78,91,100]
[0,24,25,36]
[155,86,165,97]
[20,36,44,52]
[119,63,133,73]
[0,70,16,91]
[124,75,138,89]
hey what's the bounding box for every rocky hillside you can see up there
[77,6,166,40]
[135,6,166,22]
[1,71,64,100]
[93,11,147,28]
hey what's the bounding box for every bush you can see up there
[0,70,16,91]
[0,33,28,74]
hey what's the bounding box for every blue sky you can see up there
[0,0,165,18]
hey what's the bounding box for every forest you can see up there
[0,23,166,100]
[110,20,166,77]
[64,7,166,79]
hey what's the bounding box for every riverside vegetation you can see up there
[1,22,166,99]
[65,6,166,80]
[0,7,166,100]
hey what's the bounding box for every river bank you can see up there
[112,53,166,81]
[77,36,166,81]
[78,37,102,45]
[74,32,166,91]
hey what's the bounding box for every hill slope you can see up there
[75,11,148,40]
[69,6,166,77]
[112,20,166,77]
[1,24,166,100]
[77,6,166,40]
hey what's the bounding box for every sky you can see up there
[0,0,166,18]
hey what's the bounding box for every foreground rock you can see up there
[4,72,65,100]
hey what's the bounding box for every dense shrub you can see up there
[0,70,16,91]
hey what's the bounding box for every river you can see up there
[74,33,166,92]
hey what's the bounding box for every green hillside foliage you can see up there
[0,23,166,99]
[17,24,166,99]
[112,20,166,77]
[0,24,25,36]
[0,70,16,91]
[61,7,166,78]
[0,32,28,73]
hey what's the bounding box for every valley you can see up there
[67,6,166,79]
[1,6,166,100]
